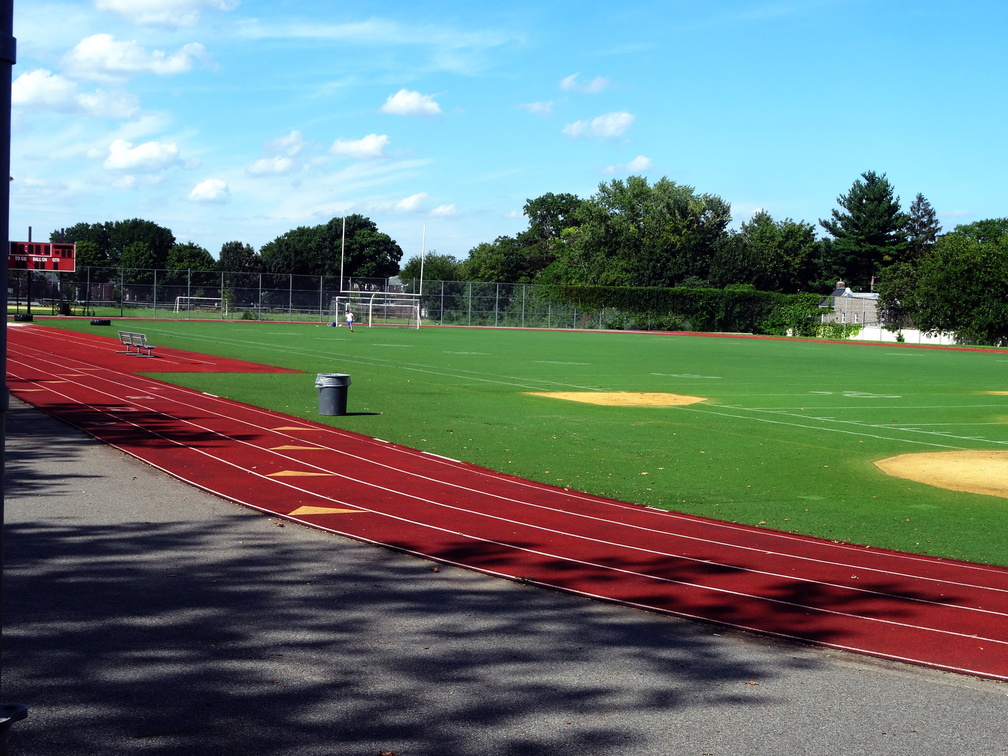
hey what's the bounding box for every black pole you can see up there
[22,228,28,317]
[0,0,29,749]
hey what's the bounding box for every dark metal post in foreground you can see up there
[0,0,29,750]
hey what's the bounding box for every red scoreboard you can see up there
[8,241,77,272]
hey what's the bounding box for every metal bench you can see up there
[117,331,156,357]
[130,332,156,357]
[117,330,136,354]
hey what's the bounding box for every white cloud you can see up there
[432,204,458,216]
[236,17,516,51]
[12,69,76,108]
[519,101,554,116]
[247,131,305,175]
[395,193,428,212]
[562,111,635,140]
[103,138,181,171]
[604,155,654,174]
[247,156,295,176]
[96,0,239,27]
[12,69,139,118]
[268,130,305,157]
[188,178,231,202]
[64,34,213,82]
[380,89,441,117]
[330,134,390,160]
[625,155,653,172]
[559,73,613,93]
[76,89,143,119]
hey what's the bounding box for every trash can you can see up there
[315,373,351,416]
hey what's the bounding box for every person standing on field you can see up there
[346,310,354,332]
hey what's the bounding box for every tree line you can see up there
[401,172,1006,345]
[51,214,403,282]
[402,172,943,294]
[50,170,1008,344]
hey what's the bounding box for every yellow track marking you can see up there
[289,506,360,516]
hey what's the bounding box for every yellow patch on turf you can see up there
[527,391,707,407]
[289,506,360,516]
[271,445,324,451]
[875,450,1008,500]
[267,470,333,477]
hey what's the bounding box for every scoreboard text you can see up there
[8,241,77,272]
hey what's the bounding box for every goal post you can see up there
[327,292,420,328]
[367,291,421,329]
[174,296,226,315]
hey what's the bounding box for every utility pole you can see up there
[0,0,30,751]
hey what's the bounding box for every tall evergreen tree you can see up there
[819,171,909,289]
[905,193,942,261]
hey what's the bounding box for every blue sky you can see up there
[10,0,1008,265]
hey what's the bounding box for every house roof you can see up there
[830,285,878,300]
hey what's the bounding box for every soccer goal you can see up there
[174,296,226,315]
[367,292,421,329]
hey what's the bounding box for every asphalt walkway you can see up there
[3,399,1007,755]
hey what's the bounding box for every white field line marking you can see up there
[12,363,1008,649]
[160,327,1008,445]
[122,329,607,393]
[678,405,986,450]
[10,349,1008,616]
[729,406,1008,448]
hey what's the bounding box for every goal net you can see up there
[367,292,421,329]
[175,296,226,315]
[327,293,421,329]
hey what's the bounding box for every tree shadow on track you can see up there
[3,402,820,756]
[406,534,972,654]
[16,400,263,450]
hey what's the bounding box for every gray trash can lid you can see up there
[315,373,351,388]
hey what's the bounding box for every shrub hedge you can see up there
[542,285,822,336]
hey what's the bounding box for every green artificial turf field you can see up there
[42,318,1008,565]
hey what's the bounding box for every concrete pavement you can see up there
[3,398,1007,755]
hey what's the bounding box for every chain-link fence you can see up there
[13,268,628,329]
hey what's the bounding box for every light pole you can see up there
[0,1,29,751]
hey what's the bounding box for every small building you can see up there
[819,280,879,326]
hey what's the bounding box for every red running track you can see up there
[8,323,1008,681]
